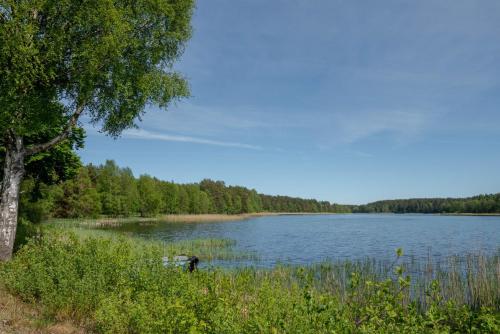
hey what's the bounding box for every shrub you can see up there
[1,231,499,333]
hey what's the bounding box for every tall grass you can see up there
[221,252,499,311]
[46,217,158,228]
[45,213,260,228]
[42,222,257,262]
[1,230,498,333]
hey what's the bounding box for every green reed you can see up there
[41,222,256,262]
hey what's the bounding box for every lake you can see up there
[111,214,500,267]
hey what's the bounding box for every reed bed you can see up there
[45,213,269,228]
[45,212,335,228]
[214,251,498,312]
[42,223,257,262]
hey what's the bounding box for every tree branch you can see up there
[25,104,85,156]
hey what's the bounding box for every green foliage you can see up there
[52,167,101,218]
[137,175,163,217]
[24,160,352,219]
[355,194,500,214]
[0,127,84,199]
[18,158,500,222]
[0,0,194,259]
[21,126,85,183]
[1,233,498,333]
[19,178,57,223]
[13,217,40,252]
[0,0,194,137]
[23,158,500,219]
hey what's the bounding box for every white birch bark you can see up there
[0,136,25,261]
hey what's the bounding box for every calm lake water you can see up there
[112,214,500,267]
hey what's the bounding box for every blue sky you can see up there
[81,0,500,204]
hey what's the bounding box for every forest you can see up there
[17,158,500,222]
[18,159,500,222]
[19,160,351,221]
[355,194,500,214]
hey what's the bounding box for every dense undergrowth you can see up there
[1,230,499,333]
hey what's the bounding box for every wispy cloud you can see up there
[136,104,442,152]
[349,150,375,158]
[332,110,434,144]
[122,128,263,150]
[141,102,288,137]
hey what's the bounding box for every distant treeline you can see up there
[20,160,350,221]
[354,194,500,214]
[19,160,500,221]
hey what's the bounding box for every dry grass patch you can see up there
[0,286,84,334]
[47,212,339,228]
[159,213,266,223]
[47,213,261,228]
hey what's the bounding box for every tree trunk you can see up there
[0,136,25,261]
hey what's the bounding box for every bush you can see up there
[1,232,499,333]
[13,218,40,252]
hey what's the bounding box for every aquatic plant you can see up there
[40,222,256,262]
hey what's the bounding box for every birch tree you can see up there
[0,0,194,260]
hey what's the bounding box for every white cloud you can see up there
[138,103,277,138]
[122,128,263,150]
[134,103,442,151]
[332,110,434,144]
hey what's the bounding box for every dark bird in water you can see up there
[188,256,199,272]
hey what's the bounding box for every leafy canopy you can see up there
[0,0,193,138]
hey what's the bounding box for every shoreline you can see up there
[46,212,345,227]
[46,211,500,227]
[159,212,348,223]
[437,212,500,217]
[355,212,500,217]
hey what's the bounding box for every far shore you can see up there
[46,211,500,227]
[438,212,500,217]
[159,212,344,223]
[46,212,345,227]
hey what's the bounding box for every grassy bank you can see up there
[1,229,499,333]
